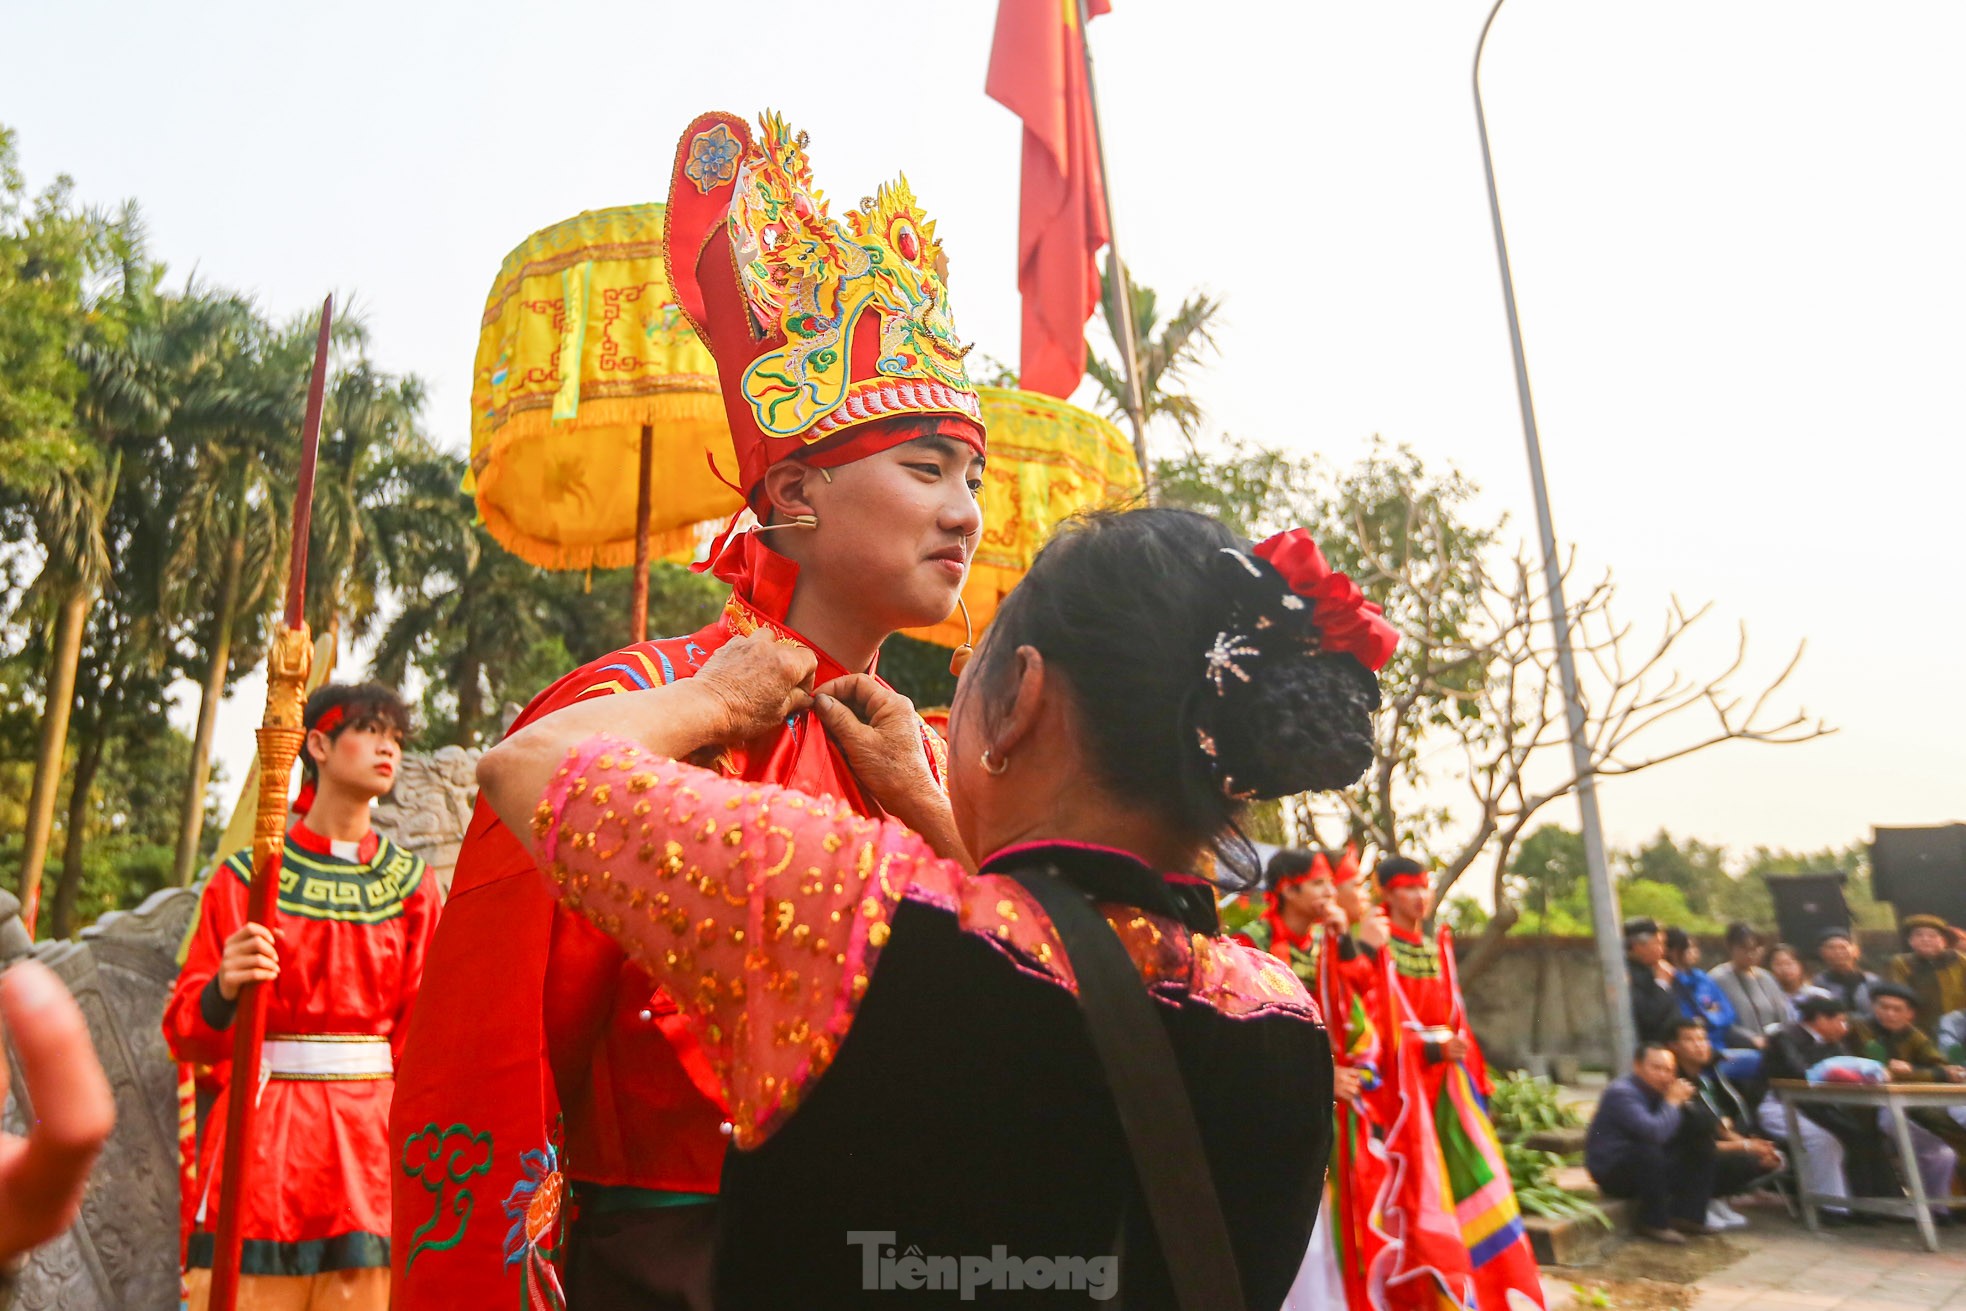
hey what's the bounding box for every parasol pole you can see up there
[1073,0,1152,497]
[631,424,652,644]
[206,295,331,1311]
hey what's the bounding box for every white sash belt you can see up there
[262,1035,394,1081]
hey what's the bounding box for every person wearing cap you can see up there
[1625,916,1683,1044]
[389,111,990,1311]
[165,683,437,1310]
[1856,981,1966,1204]
[1364,857,1545,1310]
[1758,992,1898,1212]
[1814,926,1880,1021]
[1886,915,1966,1035]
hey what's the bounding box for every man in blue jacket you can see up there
[1585,1043,1715,1243]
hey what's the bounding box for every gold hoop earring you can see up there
[949,596,975,676]
[980,746,1009,776]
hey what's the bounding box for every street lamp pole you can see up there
[1473,0,1636,1071]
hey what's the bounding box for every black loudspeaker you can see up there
[1872,825,1966,928]
[1763,872,1853,954]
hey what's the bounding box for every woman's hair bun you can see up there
[1209,649,1381,799]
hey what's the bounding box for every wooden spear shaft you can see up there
[206,295,331,1311]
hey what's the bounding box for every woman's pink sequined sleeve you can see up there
[532,733,946,1148]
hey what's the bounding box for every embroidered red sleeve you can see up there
[533,734,946,1148]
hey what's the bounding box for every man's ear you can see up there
[759,461,822,525]
[305,728,331,768]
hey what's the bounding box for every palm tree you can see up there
[371,455,560,747]
[15,456,113,929]
[1084,257,1225,456]
[305,347,431,649]
[164,309,295,886]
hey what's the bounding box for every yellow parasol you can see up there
[903,386,1144,650]
[467,204,742,639]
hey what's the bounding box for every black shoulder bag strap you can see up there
[1009,866,1246,1311]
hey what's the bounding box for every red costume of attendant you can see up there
[1235,850,1385,1311]
[165,825,438,1305]
[1366,896,1544,1311]
[389,106,984,1311]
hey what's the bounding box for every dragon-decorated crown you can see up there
[663,110,985,511]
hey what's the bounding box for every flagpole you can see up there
[1073,0,1152,495]
[1473,0,1634,1070]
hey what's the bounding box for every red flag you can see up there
[986,0,1113,398]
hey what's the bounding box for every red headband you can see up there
[1376,868,1430,896]
[1276,846,1362,890]
[311,704,347,737]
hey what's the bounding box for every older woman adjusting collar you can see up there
[477,508,1398,1310]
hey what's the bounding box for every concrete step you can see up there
[1525,1125,1588,1156]
[1551,1163,1599,1199]
[1525,1197,1628,1267]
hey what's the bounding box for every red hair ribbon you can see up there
[1251,530,1400,672]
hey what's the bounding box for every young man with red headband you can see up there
[1240,847,1387,1309]
[389,109,986,1311]
[165,683,437,1311]
[1362,857,1545,1311]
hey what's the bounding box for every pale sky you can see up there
[5,0,1961,864]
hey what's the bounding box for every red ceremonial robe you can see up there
[164,824,438,1280]
[1366,926,1543,1311]
[388,534,946,1311]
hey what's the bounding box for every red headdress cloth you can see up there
[663,111,986,519]
[1373,862,1431,899]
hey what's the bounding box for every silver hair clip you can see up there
[1204,631,1260,694]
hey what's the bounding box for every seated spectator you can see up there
[1664,1018,1783,1230]
[1626,916,1682,1043]
[1886,915,1966,1035]
[1856,982,1965,1206]
[1710,922,1788,1046]
[1666,927,1760,1082]
[1814,927,1879,1021]
[1758,993,1899,1212]
[1585,1043,1716,1244]
[1767,943,1814,1022]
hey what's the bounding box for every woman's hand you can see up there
[812,677,941,819]
[217,923,280,1001]
[695,631,818,744]
[0,961,115,1264]
[812,676,968,866]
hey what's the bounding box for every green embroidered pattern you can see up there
[220,837,426,923]
[1390,931,1442,980]
[401,1121,495,1270]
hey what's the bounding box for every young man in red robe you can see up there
[388,108,988,1311]
[1238,848,1386,1309]
[1366,858,1544,1311]
[165,683,438,1311]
